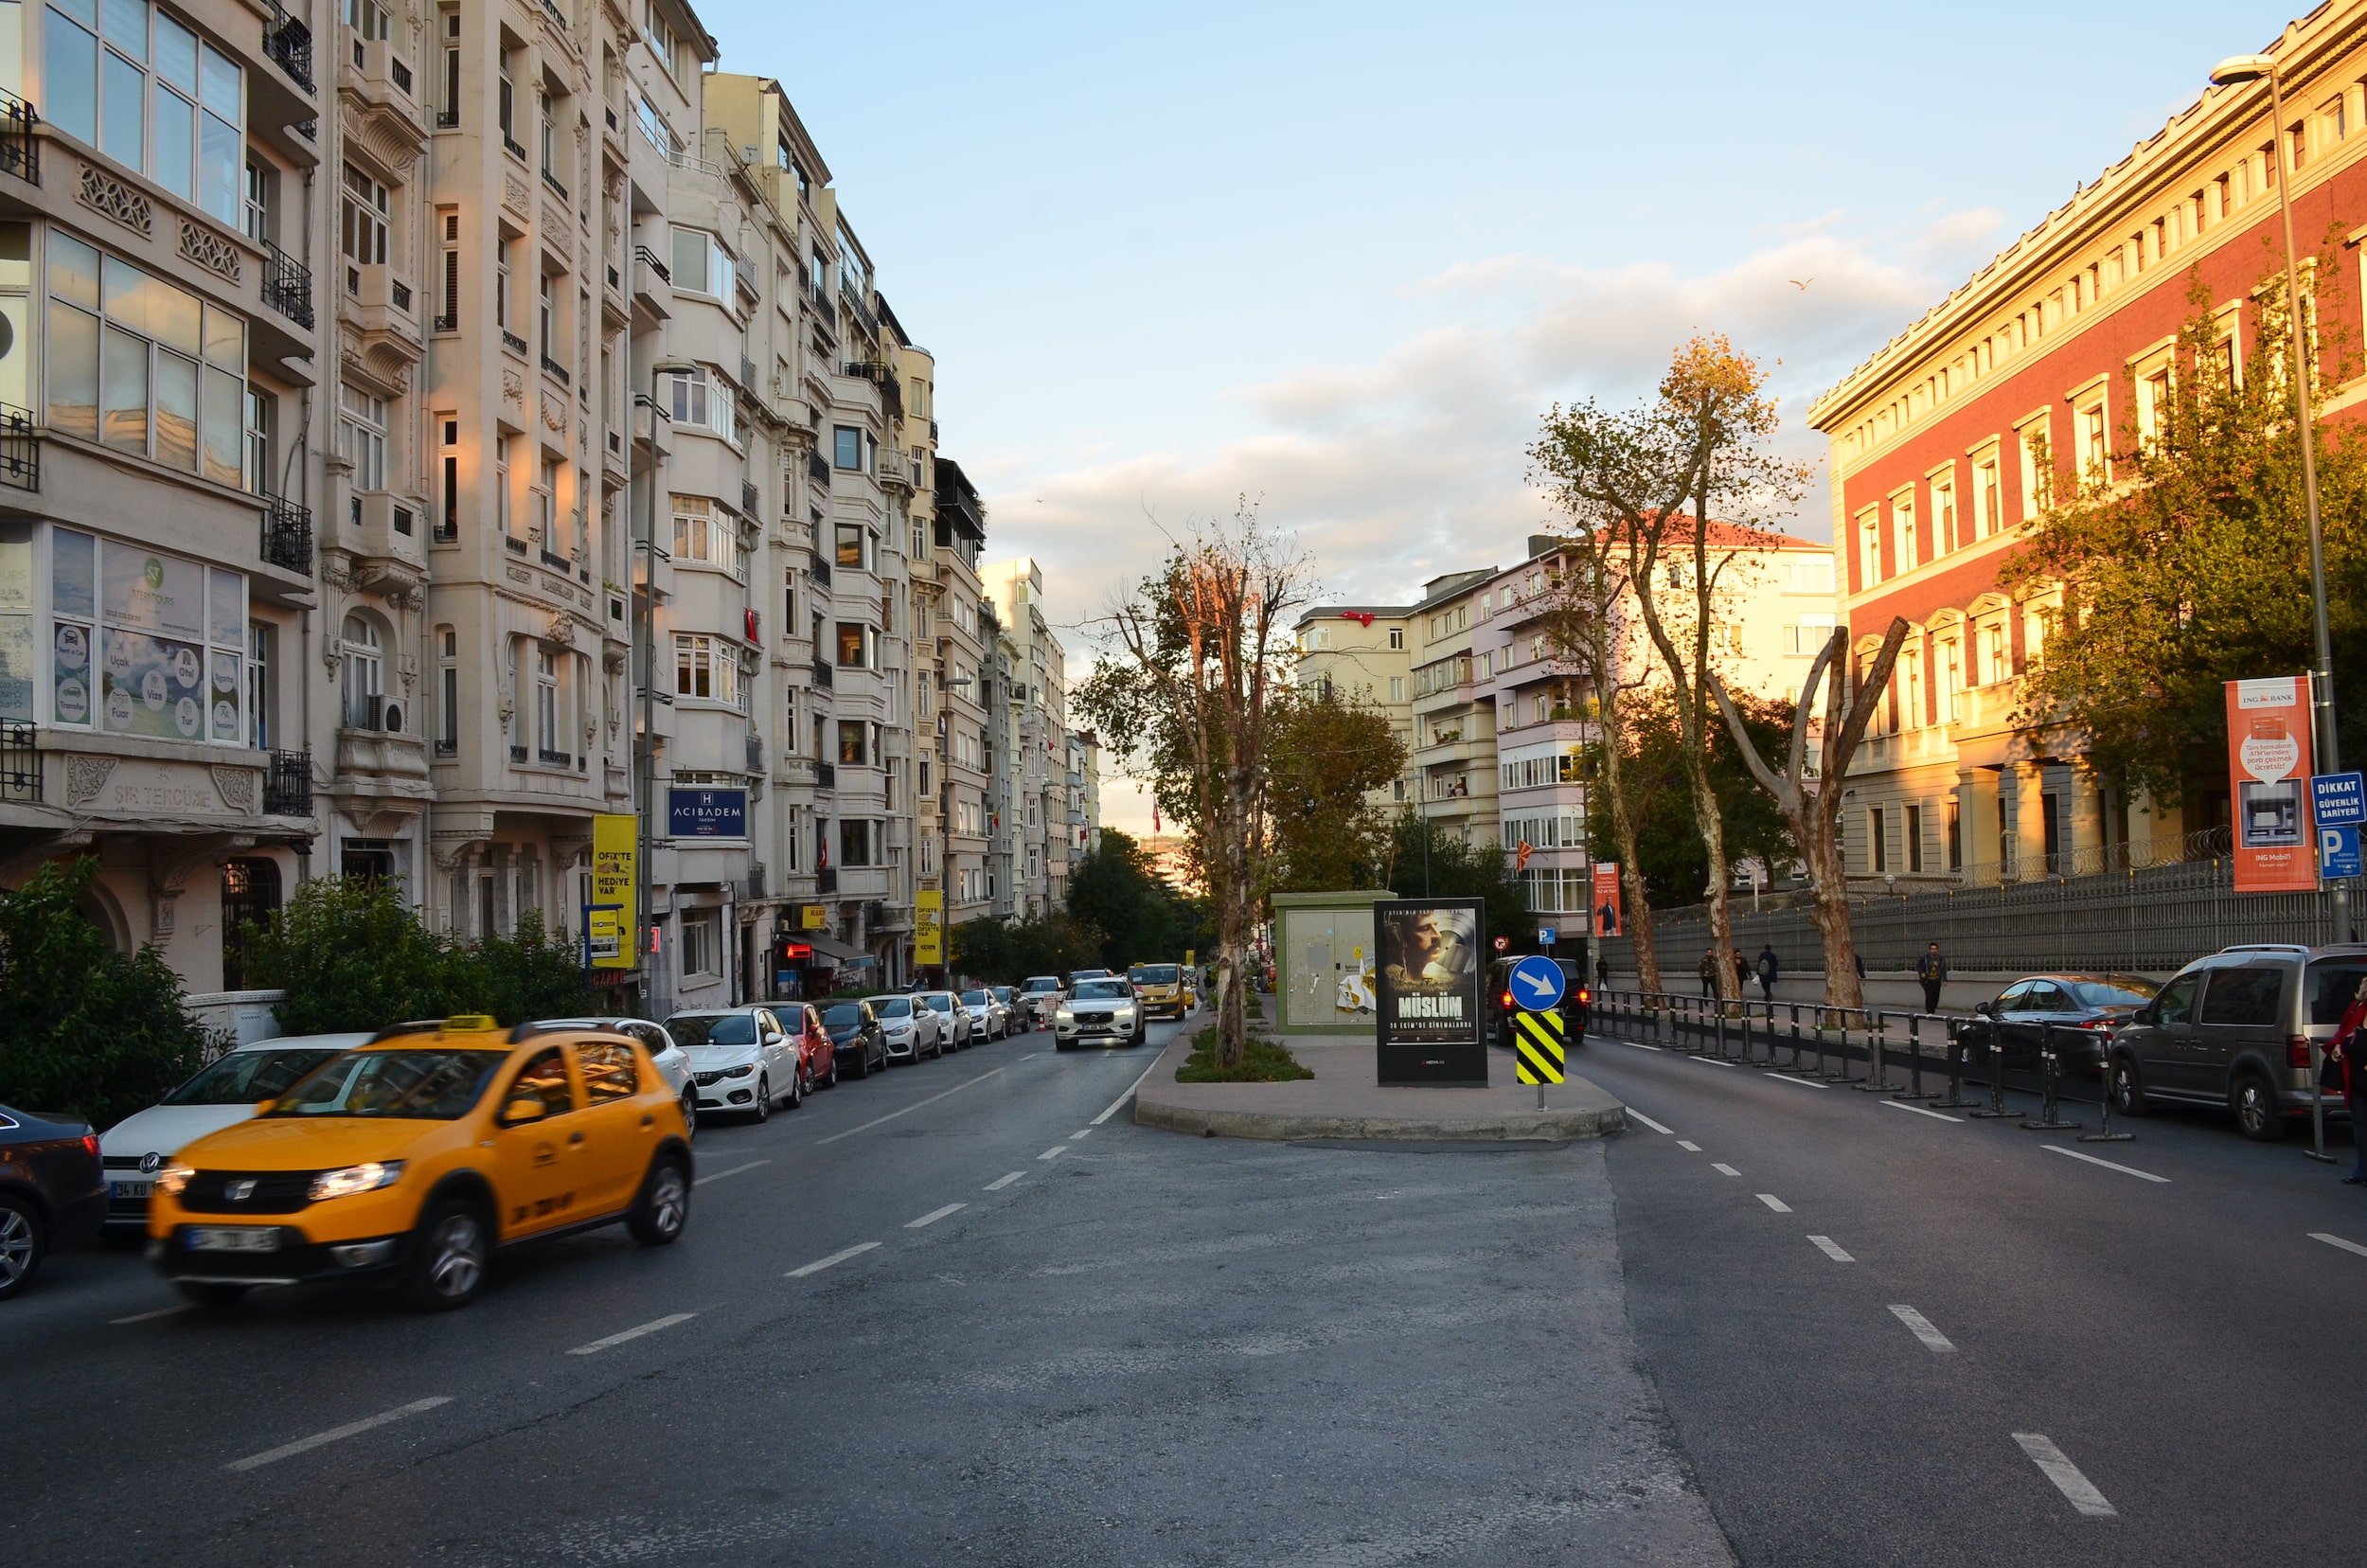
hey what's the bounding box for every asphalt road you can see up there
[2,1015,1729,1568]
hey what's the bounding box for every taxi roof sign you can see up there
[443,1014,500,1032]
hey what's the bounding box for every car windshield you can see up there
[873,997,913,1018]
[991,988,1014,1001]
[1023,977,1059,993]
[2305,961,2367,1025]
[1130,966,1179,984]
[265,1049,507,1120]
[666,1014,755,1047]
[2068,979,2158,1007]
[919,994,954,1010]
[962,989,990,1006]
[822,1004,863,1028]
[1076,979,1129,1000]
[163,1047,346,1106]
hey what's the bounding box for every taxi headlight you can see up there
[309,1160,406,1202]
[157,1164,193,1197]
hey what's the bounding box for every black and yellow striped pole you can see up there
[1512,1007,1566,1109]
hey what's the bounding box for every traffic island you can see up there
[1133,1030,1626,1143]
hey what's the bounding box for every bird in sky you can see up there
[1789,277,1813,290]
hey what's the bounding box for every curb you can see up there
[1133,1096,1626,1144]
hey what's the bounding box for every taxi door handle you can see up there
[640,1114,654,1129]
[568,1131,585,1146]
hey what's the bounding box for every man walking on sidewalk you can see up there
[1754,945,1779,1002]
[1915,941,1949,1013]
[1699,949,1719,998]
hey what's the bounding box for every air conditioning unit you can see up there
[358,694,402,733]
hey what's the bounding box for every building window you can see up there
[534,648,560,759]
[1869,806,1888,874]
[667,226,735,298]
[835,623,866,668]
[245,388,273,496]
[436,625,457,755]
[2074,398,2109,480]
[1906,804,1925,873]
[834,524,866,570]
[1388,626,1403,650]
[1857,512,1879,591]
[837,720,866,766]
[44,0,244,224]
[341,613,383,727]
[1939,637,1961,722]
[839,818,873,867]
[247,620,274,749]
[44,233,244,486]
[339,381,387,491]
[2019,424,2051,518]
[673,633,737,704]
[1931,475,1956,552]
[340,164,389,294]
[1948,797,1963,869]
[1901,647,1923,729]
[670,493,721,563]
[537,271,556,364]
[439,8,458,120]
[663,365,733,441]
[2136,367,2172,444]
[680,908,720,979]
[1785,614,1837,655]
[1893,495,1917,574]
[1974,456,2001,538]
[832,425,861,469]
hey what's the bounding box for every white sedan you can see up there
[959,989,1002,1041]
[664,1007,802,1120]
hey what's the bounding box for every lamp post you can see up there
[634,356,693,1018]
[2212,54,2348,948]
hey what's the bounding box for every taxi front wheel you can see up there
[406,1198,489,1311]
[629,1156,690,1247]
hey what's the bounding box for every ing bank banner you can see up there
[2226,677,2318,894]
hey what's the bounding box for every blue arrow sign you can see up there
[1508,953,1567,1012]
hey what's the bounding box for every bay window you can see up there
[673,633,736,704]
[46,233,244,487]
[339,381,386,491]
[340,612,383,727]
[45,0,242,225]
[670,493,720,562]
[340,163,388,294]
[667,226,735,299]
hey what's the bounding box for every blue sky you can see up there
[691,0,2306,829]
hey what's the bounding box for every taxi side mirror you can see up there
[502,1097,546,1125]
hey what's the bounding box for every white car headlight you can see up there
[310,1160,405,1202]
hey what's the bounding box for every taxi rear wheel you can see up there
[406,1199,489,1311]
[628,1156,690,1247]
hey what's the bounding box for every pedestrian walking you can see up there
[2335,977,2367,1185]
[1595,953,1611,990]
[1914,941,1949,1013]
[1754,945,1779,1001]
[1698,949,1718,998]
[1731,949,1749,993]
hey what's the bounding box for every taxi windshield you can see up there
[1130,965,1179,985]
[265,1048,507,1120]
[164,1047,345,1106]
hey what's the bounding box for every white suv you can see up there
[1057,978,1146,1050]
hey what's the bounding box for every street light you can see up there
[634,355,694,1016]
[2211,53,2346,946]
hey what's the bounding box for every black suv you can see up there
[1485,956,1592,1049]
[2108,944,2367,1140]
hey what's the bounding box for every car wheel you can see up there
[753,1076,773,1121]
[849,1048,868,1080]
[0,1192,45,1301]
[173,1280,250,1307]
[405,1198,489,1311]
[2108,1056,2146,1117]
[627,1156,690,1247]
[825,1051,840,1089]
[680,1087,700,1140]
[2233,1071,2286,1142]
[788,1064,805,1110]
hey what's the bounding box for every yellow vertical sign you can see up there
[916,888,944,965]
[590,813,636,968]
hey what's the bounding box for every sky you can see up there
[690,0,2309,834]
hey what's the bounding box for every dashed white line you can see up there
[1756,1194,1792,1213]
[569,1312,697,1355]
[1621,1040,1665,1051]
[1677,1140,1701,1152]
[906,1203,967,1229]
[1019,1052,1039,1060]
[1071,1129,1093,1139]
[787,1241,881,1278]
[2312,1231,2367,1258]
[1807,1235,1855,1262]
[985,1170,1026,1191]
[1626,1110,1675,1135]
[1711,1163,1741,1177]
[111,1303,193,1326]
[1093,1060,1161,1125]
[225,1397,453,1471]
[1883,1100,1964,1123]
[1692,1056,1739,1067]
[1889,1304,1954,1351]
[693,1159,769,1185]
[2012,1433,2117,1517]
[1038,1145,1068,1162]
[813,1068,1008,1146]
[2042,1145,2168,1184]
[1763,1072,1828,1090]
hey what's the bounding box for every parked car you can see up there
[989,985,1023,1033]
[1057,977,1147,1049]
[98,1032,374,1231]
[664,1007,803,1120]
[1954,975,2158,1078]
[1019,976,1065,1028]
[149,1017,691,1310]
[958,989,1003,1041]
[1484,957,1592,1048]
[917,990,974,1050]
[2109,944,2367,1140]
[536,1019,697,1136]
[868,994,942,1063]
[1,1103,105,1301]
[1128,963,1189,1022]
[821,1000,890,1078]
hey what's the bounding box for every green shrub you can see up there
[1173,1025,1312,1083]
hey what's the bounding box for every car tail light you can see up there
[1500,991,1514,1011]
[80,1132,98,1159]
[2289,1035,2314,1069]
[1577,987,1592,1005]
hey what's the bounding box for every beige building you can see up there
[1292,605,1416,813]
[983,555,1080,918]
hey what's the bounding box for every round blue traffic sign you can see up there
[1507,953,1567,1012]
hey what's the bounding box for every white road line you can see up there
[985,1170,1026,1191]
[111,1303,193,1326]
[1072,1129,1093,1139]
[1711,1163,1741,1177]
[1763,1072,1828,1090]
[906,1203,967,1229]
[787,1241,881,1278]
[1020,1052,1039,1060]
[1889,1304,1955,1351]
[568,1312,696,1356]
[1677,1140,1701,1152]
[1692,1057,1739,1067]
[1756,1194,1792,1213]
[224,1397,453,1472]
[813,1068,1007,1145]
[1622,1040,1665,1051]
[692,1159,769,1186]
[2012,1433,2117,1517]
[1807,1235,1854,1262]
[1883,1100,1964,1123]
[2043,1145,2169,1184]
[1626,1110,1675,1135]
[1092,1060,1161,1125]
[2311,1231,2367,1258]
[1039,1145,1068,1162]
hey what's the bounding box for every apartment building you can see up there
[918,455,989,946]
[1807,6,2367,888]
[1291,605,1415,812]
[1406,568,1496,846]
[983,555,1080,918]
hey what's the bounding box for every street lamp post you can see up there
[634,356,693,1019]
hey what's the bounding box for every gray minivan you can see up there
[2108,944,2367,1140]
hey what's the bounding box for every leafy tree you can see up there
[1387,814,1533,949]
[243,876,452,1034]
[952,911,1114,983]
[0,859,214,1128]
[1066,829,1181,969]
[450,911,593,1025]
[1264,684,1404,893]
[1589,684,1797,909]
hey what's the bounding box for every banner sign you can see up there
[1592,863,1624,936]
[2312,772,2365,828]
[916,888,944,965]
[799,904,828,931]
[2227,677,2317,894]
[667,786,748,839]
[1373,898,1487,1086]
[589,814,636,969]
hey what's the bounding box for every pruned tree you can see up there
[1706,620,1908,1009]
[1074,503,1311,1068]
[1265,684,1406,893]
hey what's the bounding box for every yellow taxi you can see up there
[1128,963,1190,1022]
[149,1017,693,1311]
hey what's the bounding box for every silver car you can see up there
[2108,943,2367,1140]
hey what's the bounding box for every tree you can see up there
[1387,814,1533,949]
[1264,684,1405,893]
[1532,337,1812,1001]
[1064,829,1178,969]
[1593,684,1796,909]
[0,859,214,1129]
[2005,270,2367,805]
[244,875,452,1035]
[1075,504,1311,1069]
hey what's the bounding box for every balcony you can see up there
[344,262,421,362]
[345,490,427,591]
[815,760,836,790]
[340,38,424,154]
[631,246,671,325]
[262,16,313,94]
[264,750,312,815]
[806,450,829,485]
[260,495,313,576]
[501,328,528,359]
[262,241,314,330]
[541,354,571,387]
[878,447,914,493]
[811,660,834,689]
[816,866,839,895]
[740,478,759,515]
[0,402,37,491]
[0,91,37,187]
[632,393,670,458]
[0,721,38,801]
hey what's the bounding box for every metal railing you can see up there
[262,241,312,329]
[807,450,829,484]
[0,91,38,185]
[817,867,839,894]
[811,660,834,689]
[501,329,528,356]
[0,402,37,491]
[815,760,836,789]
[0,721,38,801]
[263,15,312,92]
[263,750,311,815]
[260,494,312,575]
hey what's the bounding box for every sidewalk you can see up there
[1134,1026,1627,1143]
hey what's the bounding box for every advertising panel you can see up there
[799,904,828,931]
[1372,898,1487,1086]
[667,786,748,839]
[1591,862,1624,936]
[2227,676,2318,894]
[99,628,205,740]
[916,888,944,966]
[589,813,636,969]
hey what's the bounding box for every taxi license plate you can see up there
[110,1180,152,1201]
[187,1227,279,1253]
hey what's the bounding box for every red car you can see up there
[788,1003,841,1089]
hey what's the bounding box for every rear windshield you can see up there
[1076,979,1128,1000]
[2068,979,2157,1008]
[1022,977,1060,992]
[165,1047,345,1106]
[265,1049,507,1120]
[666,1014,755,1047]
[872,997,913,1018]
[962,989,990,1006]
[822,1004,863,1027]
[2306,961,2367,1025]
[1130,966,1179,984]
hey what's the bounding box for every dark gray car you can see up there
[2109,944,2367,1140]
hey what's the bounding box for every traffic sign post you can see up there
[1538,926,1557,949]
[2323,826,2363,880]
[1507,954,1566,1012]
[1512,1008,1566,1107]
[2312,771,2366,826]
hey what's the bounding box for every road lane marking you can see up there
[813,1068,1008,1145]
[569,1312,696,1355]
[1883,1100,1964,1123]
[1039,1145,1068,1162]
[1755,1194,1792,1213]
[1093,1060,1161,1125]
[985,1171,1026,1191]
[906,1203,967,1230]
[1889,1305,1954,1351]
[2013,1433,2117,1517]
[2313,1231,2367,1258]
[1626,1110,1675,1135]
[1692,1057,1738,1067]
[1711,1163,1741,1177]
[787,1241,881,1278]
[1020,1052,1039,1060]
[1677,1140,1701,1152]
[111,1304,193,1326]
[1072,1129,1093,1139]
[1619,1039,1664,1051]
[1764,1072,1828,1089]
[225,1397,453,1471]
[1807,1235,1854,1262]
[693,1159,769,1186]
[2043,1146,2168,1184]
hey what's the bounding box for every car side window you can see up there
[576,1042,640,1105]
[2022,982,2068,1012]
[504,1047,576,1120]
[1994,982,2032,1013]
[2154,975,2198,1026]
[2198,968,2283,1027]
